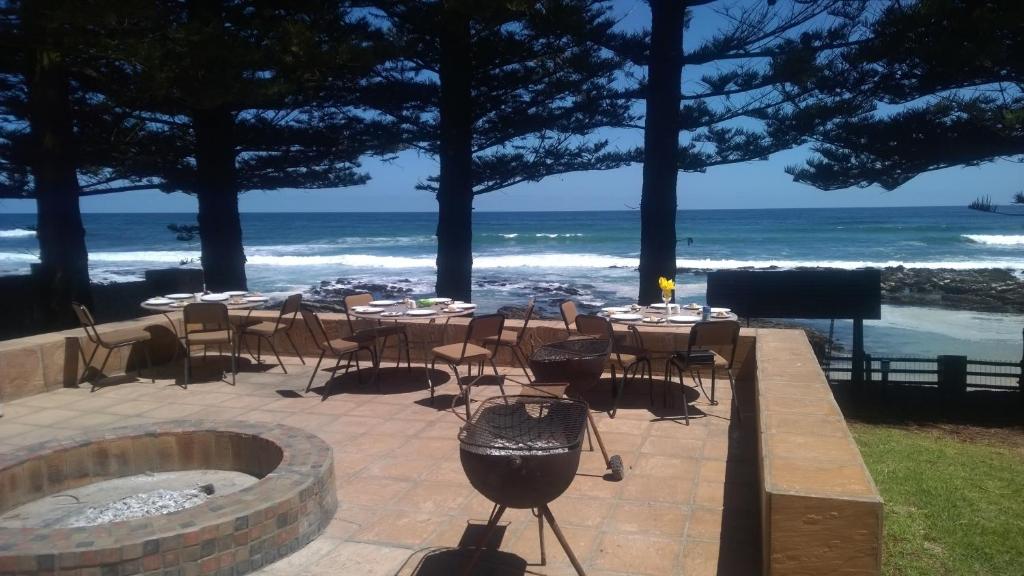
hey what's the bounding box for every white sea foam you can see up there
[496,233,584,238]
[4,250,1024,272]
[0,228,35,238]
[962,234,1024,246]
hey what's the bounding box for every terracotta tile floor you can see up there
[0,355,760,575]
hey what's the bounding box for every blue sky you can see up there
[1,0,1021,214]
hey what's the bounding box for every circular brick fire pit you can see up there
[0,420,336,575]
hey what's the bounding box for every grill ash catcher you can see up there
[458,395,591,575]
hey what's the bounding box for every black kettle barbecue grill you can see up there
[528,338,625,481]
[458,395,590,575]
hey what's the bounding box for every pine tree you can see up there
[368,1,634,301]
[74,0,401,290]
[620,0,869,304]
[786,0,1023,190]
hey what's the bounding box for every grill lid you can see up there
[459,396,588,455]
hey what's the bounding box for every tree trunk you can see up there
[24,15,92,329]
[193,105,247,291]
[434,5,474,302]
[638,0,684,305]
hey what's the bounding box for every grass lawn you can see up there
[850,423,1024,576]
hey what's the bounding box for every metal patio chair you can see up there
[240,293,305,373]
[72,302,153,388]
[428,313,506,418]
[483,298,536,382]
[664,320,742,422]
[575,314,653,418]
[183,302,236,387]
[301,308,376,398]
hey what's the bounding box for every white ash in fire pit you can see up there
[0,470,257,529]
[64,484,214,527]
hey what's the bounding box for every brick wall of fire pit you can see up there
[0,420,337,576]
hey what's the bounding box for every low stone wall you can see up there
[755,329,883,575]
[0,311,758,402]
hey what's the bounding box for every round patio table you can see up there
[600,305,738,328]
[140,294,270,349]
[345,300,477,322]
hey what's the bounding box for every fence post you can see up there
[865,354,873,384]
[937,355,967,397]
[880,359,890,397]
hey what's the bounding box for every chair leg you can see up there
[428,358,438,404]
[93,347,114,391]
[142,345,154,383]
[184,346,191,389]
[230,339,236,386]
[264,337,287,374]
[710,366,717,404]
[284,332,305,365]
[609,365,623,419]
[78,343,98,385]
[307,352,325,392]
[727,368,741,422]
[512,345,533,382]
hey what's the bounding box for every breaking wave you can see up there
[962,234,1024,246]
[5,249,1021,271]
[0,228,35,238]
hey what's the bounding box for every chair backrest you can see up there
[183,302,230,334]
[560,301,578,332]
[688,320,741,367]
[516,298,536,344]
[300,307,330,353]
[459,314,505,360]
[71,302,101,344]
[344,293,372,310]
[274,293,302,330]
[575,314,612,340]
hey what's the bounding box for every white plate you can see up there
[406,309,437,316]
[369,300,399,306]
[710,307,731,314]
[668,315,699,323]
[380,311,403,317]
[165,293,193,300]
[201,293,229,302]
[610,313,643,322]
[712,312,732,319]
[244,296,269,303]
[353,306,384,313]
[425,297,452,304]
[642,317,666,324]
[602,306,632,314]
[452,303,477,310]
[171,301,188,308]
[649,303,680,310]
[683,303,702,310]
[224,290,248,297]
[144,298,173,306]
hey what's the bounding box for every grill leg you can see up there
[586,409,611,468]
[461,504,507,576]
[537,508,546,566]
[540,505,586,576]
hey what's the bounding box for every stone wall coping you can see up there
[756,328,881,501]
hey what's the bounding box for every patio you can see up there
[0,355,759,576]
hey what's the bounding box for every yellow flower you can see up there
[657,276,675,291]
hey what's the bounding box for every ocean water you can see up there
[2,206,1023,360]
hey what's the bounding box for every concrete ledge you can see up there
[755,328,882,575]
